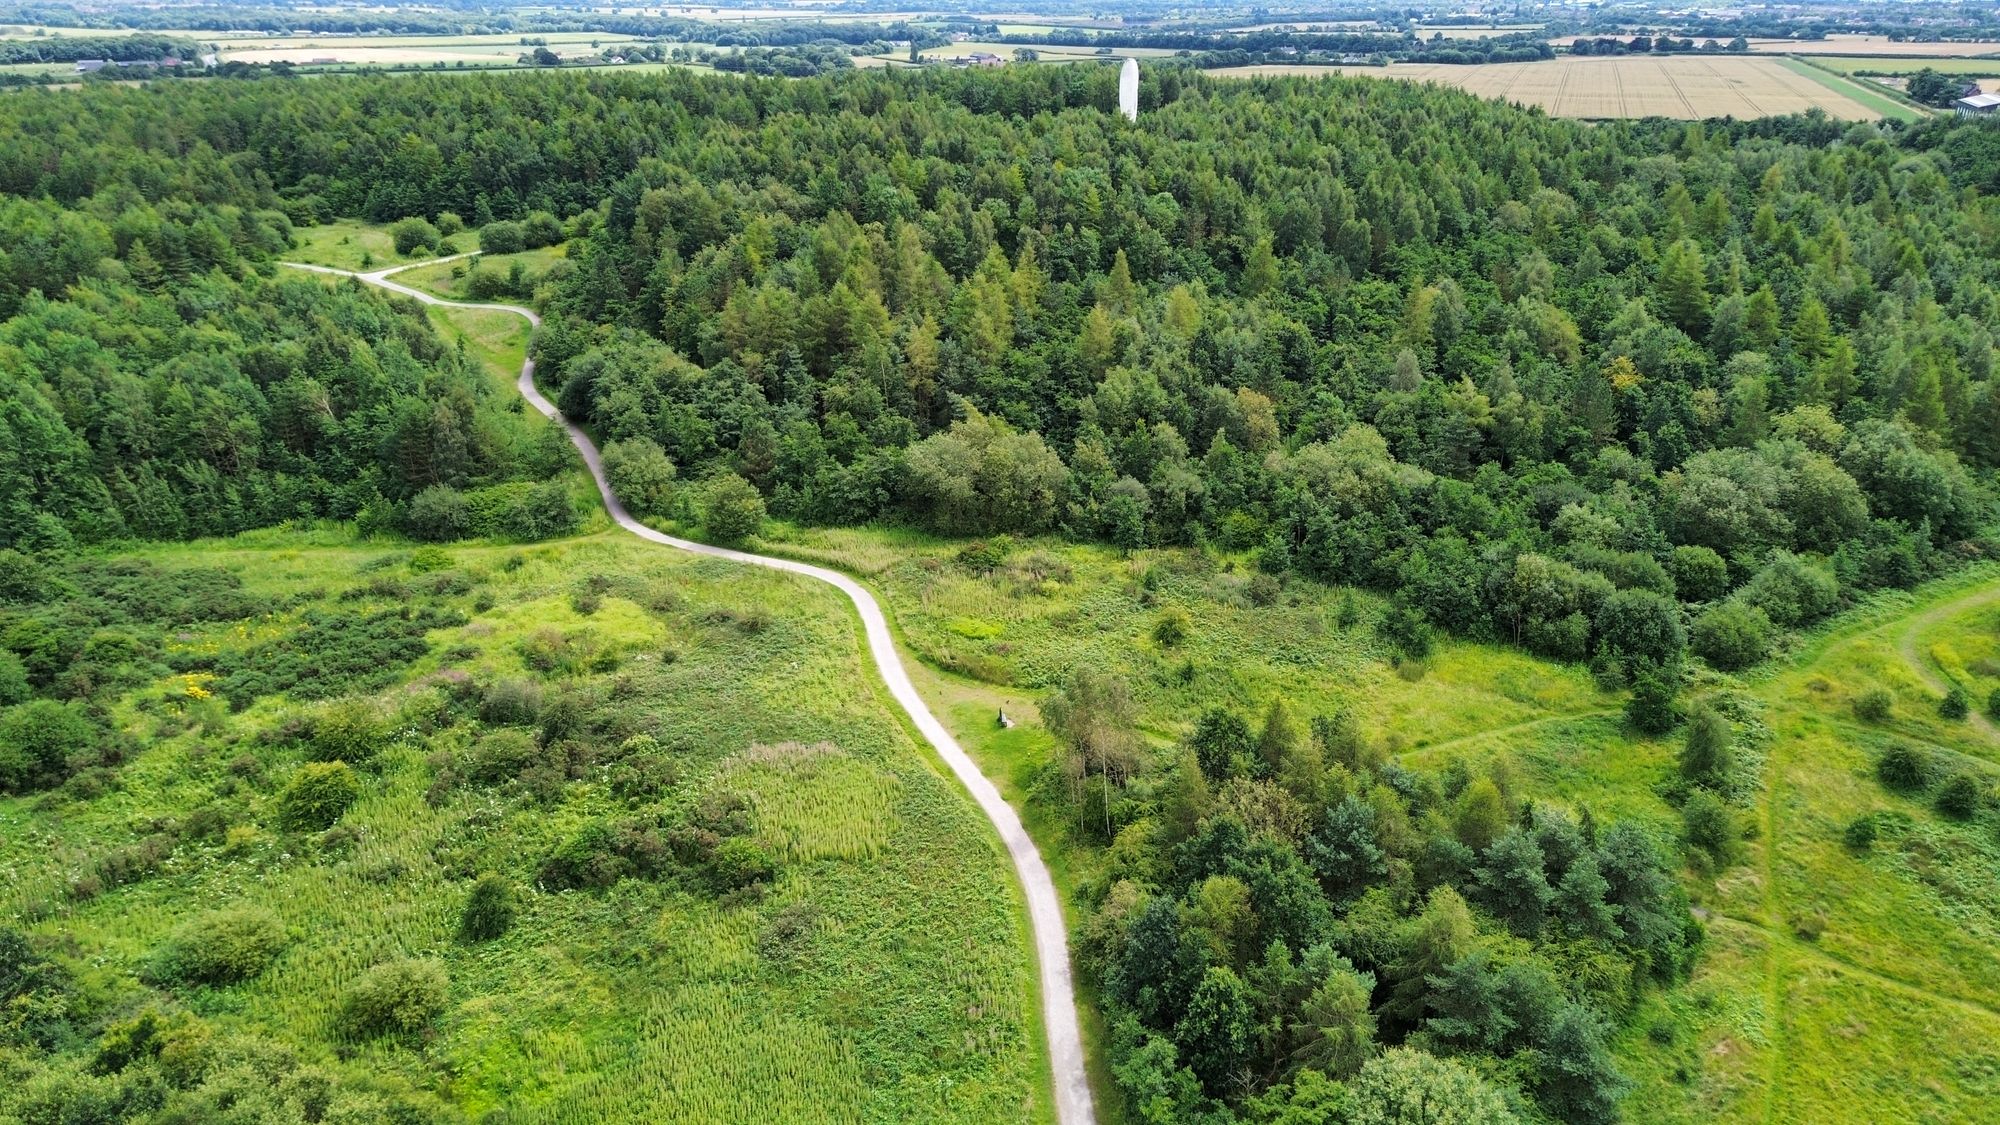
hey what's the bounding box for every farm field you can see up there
[1815,55,2000,76]
[868,40,1180,65]
[213,32,657,67]
[759,522,2000,1123]
[1209,55,1897,119]
[1421,24,1546,40]
[1745,34,2000,57]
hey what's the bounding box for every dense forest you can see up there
[2,63,1999,1120]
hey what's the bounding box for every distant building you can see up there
[158,57,181,68]
[967,52,1003,66]
[1955,93,2000,115]
[75,59,108,73]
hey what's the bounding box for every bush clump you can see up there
[696,474,765,544]
[1625,670,1681,735]
[338,958,449,1040]
[278,761,360,832]
[0,699,97,794]
[1690,600,1772,671]
[1935,773,1984,820]
[307,700,390,763]
[146,907,287,986]
[459,873,515,942]
[1939,687,1969,721]
[479,220,525,255]
[1843,813,1878,851]
[1853,687,1894,723]
[1876,743,1929,791]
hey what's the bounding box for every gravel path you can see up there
[281,257,1097,1125]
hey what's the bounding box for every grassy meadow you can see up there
[0,530,1051,1123]
[756,522,2000,1123]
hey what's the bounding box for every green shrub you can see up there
[1678,704,1734,790]
[1935,773,1983,820]
[1741,552,1841,627]
[1681,791,1738,867]
[602,438,677,517]
[697,474,766,544]
[955,536,1014,574]
[1625,670,1680,735]
[405,485,472,542]
[338,958,449,1040]
[1843,813,1878,851]
[1876,743,1929,791]
[521,210,564,248]
[1690,600,1772,671]
[1153,606,1191,648]
[147,907,287,985]
[1594,587,1687,670]
[479,220,526,254]
[0,650,30,706]
[407,546,451,573]
[307,700,389,763]
[1989,688,2000,721]
[389,216,440,256]
[459,873,515,942]
[1377,603,1432,661]
[479,678,543,725]
[1854,687,1894,723]
[1666,545,1730,603]
[278,761,359,832]
[0,699,95,794]
[1939,687,1969,720]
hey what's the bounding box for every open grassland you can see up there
[0,530,1050,1124]
[289,219,410,271]
[394,244,570,300]
[1621,571,2000,1123]
[1776,57,1928,121]
[761,523,2000,1122]
[1210,55,1893,120]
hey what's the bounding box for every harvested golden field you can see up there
[1746,33,2000,57]
[1209,56,1887,120]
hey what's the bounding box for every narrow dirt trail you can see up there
[282,257,1097,1125]
[1894,585,2000,744]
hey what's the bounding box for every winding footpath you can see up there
[1896,584,2000,745]
[283,256,1096,1125]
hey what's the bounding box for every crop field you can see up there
[1420,25,1546,40]
[762,523,2000,1123]
[1745,34,2000,57]
[1815,55,2000,77]
[215,33,658,67]
[867,40,1179,66]
[1209,55,1897,119]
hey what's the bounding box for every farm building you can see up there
[1954,92,2000,115]
[74,59,108,73]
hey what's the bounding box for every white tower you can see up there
[1118,58,1139,122]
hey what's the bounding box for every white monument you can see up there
[1118,58,1139,122]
